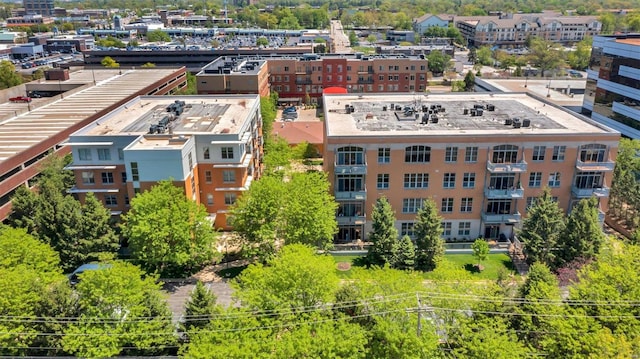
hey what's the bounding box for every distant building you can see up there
[23,0,54,16]
[66,95,263,229]
[6,14,54,27]
[386,30,416,45]
[197,57,270,97]
[582,34,640,139]
[412,14,454,34]
[323,92,618,243]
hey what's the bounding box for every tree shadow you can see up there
[352,256,370,268]
[215,265,248,279]
[502,259,516,272]
[464,263,481,273]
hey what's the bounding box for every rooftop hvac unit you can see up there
[486,104,495,111]
[504,118,513,125]
[522,119,531,127]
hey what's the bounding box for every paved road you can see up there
[163,280,235,323]
[331,20,351,54]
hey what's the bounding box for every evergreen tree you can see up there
[183,281,218,333]
[393,235,415,270]
[366,197,399,267]
[519,188,565,266]
[8,185,39,233]
[413,199,444,271]
[463,70,475,91]
[79,193,120,260]
[556,197,605,267]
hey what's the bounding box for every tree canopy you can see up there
[120,180,218,277]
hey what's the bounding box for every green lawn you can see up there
[433,253,517,280]
[331,253,516,280]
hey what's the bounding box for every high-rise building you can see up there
[323,92,619,243]
[582,34,640,139]
[23,0,54,16]
[66,95,263,229]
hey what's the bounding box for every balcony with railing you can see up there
[334,163,367,175]
[337,212,366,225]
[335,187,367,200]
[486,160,528,173]
[295,77,313,85]
[571,185,610,198]
[484,187,524,199]
[575,159,615,172]
[482,211,522,224]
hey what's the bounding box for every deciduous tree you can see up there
[528,37,566,77]
[471,238,489,268]
[0,60,23,89]
[101,56,120,68]
[426,50,451,75]
[121,180,217,277]
[62,260,176,357]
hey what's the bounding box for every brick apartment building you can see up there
[196,54,430,103]
[66,95,263,229]
[323,92,619,243]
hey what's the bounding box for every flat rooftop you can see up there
[200,56,266,75]
[79,95,258,137]
[0,68,182,164]
[324,93,614,137]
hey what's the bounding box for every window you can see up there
[130,162,139,181]
[441,198,454,213]
[552,145,566,161]
[188,152,193,170]
[403,198,425,213]
[377,174,390,189]
[548,172,561,187]
[532,146,546,161]
[404,173,428,188]
[223,170,235,183]
[492,144,519,163]
[463,173,475,189]
[574,171,603,189]
[97,148,111,161]
[117,148,124,160]
[529,172,542,187]
[378,148,390,163]
[203,147,210,159]
[78,148,91,161]
[81,171,94,184]
[125,196,130,206]
[336,174,365,192]
[526,197,536,209]
[337,146,365,165]
[204,170,212,183]
[206,194,214,205]
[121,172,127,183]
[401,222,415,237]
[460,198,473,212]
[405,145,431,163]
[224,193,237,205]
[104,195,117,206]
[442,222,452,236]
[221,147,234,159]
[443,173,456,188]
[101,172,114,184]
[465,147,478,162]
[579,144,606,162]
[458,222,471,236]
[445,146,458,162]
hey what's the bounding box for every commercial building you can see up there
[23,0,54,16]
[197,57,270,97]
[582,34,640,139]
[66,95,263,229]
[0,68,187,221]
[323,92,619,243]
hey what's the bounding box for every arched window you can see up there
[336,146,365,165]
[492,145,519,163]
[579,144,606,162]
[405,145,431,163]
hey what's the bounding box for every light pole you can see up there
[524,75,528,88]
[546,79,551,98]
[59,79,63,99]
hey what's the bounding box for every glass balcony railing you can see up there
[482,212,522,224]
[486,160,528,173]
[334,163,367,175]
[484,187,524,199]
[335,188,367,200]
[571,186,610,198]
[337,213,366,225]
[575,159,615,172]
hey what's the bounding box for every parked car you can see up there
[68,263,111,285]
[283,106,297,113]
[9,96,32,103]
[282,111,298,120]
